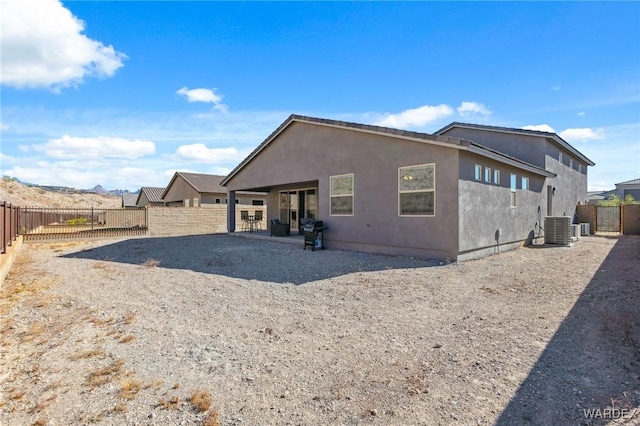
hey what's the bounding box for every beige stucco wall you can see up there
[147,206,266,237]
[226,122,461,260]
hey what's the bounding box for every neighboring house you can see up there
[136,187,165,207]
[162,172,266,207]
[586,191,609,205]
[121,193,139,208]
[614,178,640,200]
[221,114,594,261]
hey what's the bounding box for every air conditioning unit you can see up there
[544,216,572,245]
[571,224,581,240]
[580,223,590,236]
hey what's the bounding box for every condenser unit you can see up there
[580,223,590,236]
[544,216,572,245]
[571,224,581,240]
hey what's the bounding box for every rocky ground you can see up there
[0,234,638,425]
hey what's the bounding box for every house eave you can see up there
[466,144,556,178]
[435,122,595,167]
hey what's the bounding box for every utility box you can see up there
[544,216,571,245]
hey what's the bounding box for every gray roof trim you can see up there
[434,122,595,166]
[222,114,471,186]
[616,177,640,186]
[222,114,556,186]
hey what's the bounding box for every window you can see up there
[559,152,563,164]
[330,174,354,215]
[493,169,500,184]
[578,164,582,173]
[235,199,239,204]
[399,164,435,216]
[215,198,220,204]
[484,167,492,183]
[252,200,264,206]
[193,198,199,208]
[474,164,482,181]
[522,176,529,190]
[569,158,573,169]
[510,174,517,207]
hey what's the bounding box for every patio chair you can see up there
[270,218,290,237]
[240,210,250,232]
[253,210,263,232]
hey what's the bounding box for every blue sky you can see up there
[1,1,638,192]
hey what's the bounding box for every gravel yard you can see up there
[1,234,638,425]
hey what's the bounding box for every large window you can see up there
[399,164,435,216]
[330,174,354,215]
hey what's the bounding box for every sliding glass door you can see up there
[279,188,318,232]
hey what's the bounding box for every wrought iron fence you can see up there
[19,207,147,241]
[1,202,20,254]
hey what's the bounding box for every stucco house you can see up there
[162,172,266,207]
[136,187,165,207]
[614,178,640,201]
[221,115,594,261]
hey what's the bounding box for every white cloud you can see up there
[0,122,8,131]
[0,0,126,90]
[577,111,586,116]
[457,101,491,117]
[552,85,561,91]
[177,87,228,112]
[33,135,155,160]
[522,124,555,133]
[374,104,453,128]
[558,127,605,142]
[173,144,245,163]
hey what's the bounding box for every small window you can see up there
[235,199,239,204]
[493,169,500,184]
[484,167,492,183]
[330,173,354,215]
[215,198,220,204]
[578,164,582,173]
[474,164,482,181]
[399,164,435,216]
[522,176,529,190]
[569,158,573,169]
[193,198,199,208]
[252,200,264,206]
[510,174,517,207]
[559,152,563,164]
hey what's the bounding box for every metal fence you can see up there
[19,207,147,241]
[1,202,20,254]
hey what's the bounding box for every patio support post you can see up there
[227,190,236,232]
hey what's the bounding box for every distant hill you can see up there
[1,177,122,208]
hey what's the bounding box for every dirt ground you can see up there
[0,234,638,425]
